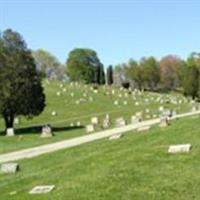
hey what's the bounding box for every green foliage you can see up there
[0,29,45,130]
[66,48,104,84]
[32,49,65,80]
[183,54,200,99]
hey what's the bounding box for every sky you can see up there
[1,0,200,66]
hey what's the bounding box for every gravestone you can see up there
[29,185,55,194]
[91,117,98,125]
[109,133,122,140]
[102,118,110,129]
[137,126,151,132]
[76,121,81,126]
[86,124,95,133]
[6,128,15,137]
[135,112,143,121]
[41,125,53,138]
[168,144,192,153]
[51,111,57,116]
[159,116,169,127]
[115,118,126,127]
[131,115,140,124]
[0,163,19,173]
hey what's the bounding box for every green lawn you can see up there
[0,116,200,199]
[0,81,196,154]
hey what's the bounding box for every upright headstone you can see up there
[115,118,126,127]
[86,124,95,133]
[91,117,98,125]
[6,128,15,137]
[41,125,53,138]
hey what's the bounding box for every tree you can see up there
[107,65,113,85]
[0,29,45,134]
[183,53,200,99]
[140,57,160,90]
[159,55,184,90]
[32,49,65,80]
[66,48,104,84]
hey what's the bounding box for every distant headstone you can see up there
[6,128,15,136]
[131,115,140,124]
[41,125,53,138]
[91,117,98,125]
[102,118,110,129]
[51,111,57,116]
[76,121,81,126]
[0,163,19,173]
[29,185,55,194]
[168,144,192,153]
[115,118,126,127]
[109,133,122,140]
[159,116,169,127]
[86,124,95,133]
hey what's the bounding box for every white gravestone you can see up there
[102,118,110,129]
[86,124,95,133]
[168,144,192,153]
[6,128,15,136]
[115,118,126,127]
[131,115,140,124]
[159,116,169,127]
[0,163,19,173]
[29,185,55,194]
[91,117,98,125]
[41,125,53,138]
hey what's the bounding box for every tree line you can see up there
[115,54,200,100]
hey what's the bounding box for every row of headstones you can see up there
[86,113,169,134]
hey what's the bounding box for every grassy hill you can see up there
[0,80,196,154]
[0,116,199,199]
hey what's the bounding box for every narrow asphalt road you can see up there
[0,110,199,163]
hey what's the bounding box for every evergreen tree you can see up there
[0,29,45,134]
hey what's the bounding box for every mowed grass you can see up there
[0,116,200,199]
[0,80,195,153]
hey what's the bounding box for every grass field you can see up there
[0,81,197,154]
[0,116,199,199]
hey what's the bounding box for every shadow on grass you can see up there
[0,125,85,136]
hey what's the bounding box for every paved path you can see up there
[0,110,200,163]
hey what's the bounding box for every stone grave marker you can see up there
[131,115,140,124]
[41,125,53,138]
[86,124,95,133]
[91,117,98,125]
[6,128,15,136]
[115,118,126,127]
[168,144,192,153]
[0,163,19,173]
[51,111,57,116]
[29,185,55,194]
[102,117,110,129]
[159,116,169,127]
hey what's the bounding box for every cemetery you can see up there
[0,80,199,199]
[1,1,200,199]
